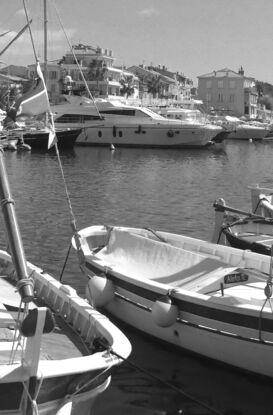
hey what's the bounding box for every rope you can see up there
[108,348,224,415]
[52,144,86,281]
[22,381,39,415]
[9,299,28,364]
[144,227,168,243]
[22,0,38,63]
[253,196,268,214]
[0,197,14,207]
[16,277,34,292]
[69,364,113,398]
[59,243,71,282]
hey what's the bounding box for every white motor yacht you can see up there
[51,95,223,148]
[210,115,269,141]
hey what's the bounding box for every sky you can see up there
[1,0,273,86]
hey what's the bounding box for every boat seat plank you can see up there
[212,282,267,308]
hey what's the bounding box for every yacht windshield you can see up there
[139,107,167,120]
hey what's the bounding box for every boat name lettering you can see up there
[224,273,248,284]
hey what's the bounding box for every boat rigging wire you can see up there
[22,0,37,62]
[51,0,103,119]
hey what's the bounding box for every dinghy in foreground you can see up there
[73,224,273,379]
[0,148,131,414]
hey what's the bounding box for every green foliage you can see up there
[147,75,163,97]
[256,81,273,110]
[87,60,108,81]
[120,76,135,97]
[0,85,21,111]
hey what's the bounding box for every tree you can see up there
[120,76,135,97]
[87,60,108,81]
[259,94,273,111]
[147,75,163,98]
[0,84,22,111]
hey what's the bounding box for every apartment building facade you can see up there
[198,67,258,118]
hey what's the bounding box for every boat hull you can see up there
[0,376,110,415]
[227,126,268,140]
[76,124,221,148]
[0,250,131,414]
[74,225,273,379]
[222,219,273,255]
[23,128,81,150]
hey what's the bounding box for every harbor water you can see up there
[2,140,273,414]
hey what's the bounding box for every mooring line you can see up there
[109,348,224,415]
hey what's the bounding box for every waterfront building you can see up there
[197,67,259,118]
[58,44,139,101]
[28,62,61,102]
[127,64,194,107]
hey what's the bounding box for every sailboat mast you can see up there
[0,150,33,303]
[44,0,48,86]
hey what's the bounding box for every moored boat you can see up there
[0,6,131,411]
[72,224,273,379]
[212,185,273,255]
[5,127,81,151]
[52,95,223,148]
[0,152,131,414]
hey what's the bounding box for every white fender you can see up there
[7,142,17,151]
[18,143,31,151]
[85,273,115,307]
[56,398,73,415]
[152,295,178,327]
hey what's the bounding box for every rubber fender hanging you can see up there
[152,295,178,327]
[167,130,174,138]
[85,273,115,307]
[113,126,117,137]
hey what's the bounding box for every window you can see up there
[50,71,57,80]
[100,109,136,116]
[206,80,212,88]
[229,94,235,103]
[55,114,101,123]
[218,93,224,102]
[218,80,223,89]
[206,92,211,102]
[229,80,236,89]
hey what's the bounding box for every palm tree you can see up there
[120,76,135,97]
[147,75,163,98]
